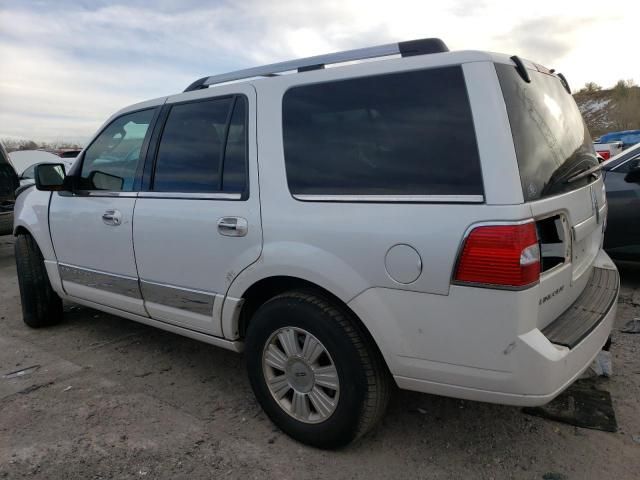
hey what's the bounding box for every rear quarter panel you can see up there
[226,57,531,330]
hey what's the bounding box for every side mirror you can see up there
[624,163,640,184]
[34,163,66,191]
[88,170,124,191]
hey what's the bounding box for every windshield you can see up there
[496,63,599,201]
[602,142,640,170]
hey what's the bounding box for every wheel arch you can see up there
[13,225,30,236]
[232,275,390,377]
[12,189,57,261]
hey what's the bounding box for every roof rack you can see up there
[184,38,449,92]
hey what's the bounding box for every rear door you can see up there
[133,85,261,337]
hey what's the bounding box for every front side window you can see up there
[282,67,483,196]
[80,109,155,191]
[152,96,248,194]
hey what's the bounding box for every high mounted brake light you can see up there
[454,222,540,289]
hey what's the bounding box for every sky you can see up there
[0,0,638,144]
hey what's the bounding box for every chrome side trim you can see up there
[292,194,484,203]
[140,280,215,316]
[75,191,139,198]
[138,192,241,200]
[59,264,141,299]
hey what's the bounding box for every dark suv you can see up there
[0,142,18,236]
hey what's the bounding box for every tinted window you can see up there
[22,164,36,179]
[222,97,248,193]
[80,109,155,191]
[282,67,482,196]
[153,97,233,192]
[496,64,598,201]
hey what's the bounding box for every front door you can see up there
[132,86,261,337]
[50,107,158,315]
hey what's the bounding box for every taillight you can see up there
[596,150,610,160]
[454,222,540,289]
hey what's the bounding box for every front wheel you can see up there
[245,291,390,448]
[14,234,63,328]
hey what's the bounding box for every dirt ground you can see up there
[0,235,638,480]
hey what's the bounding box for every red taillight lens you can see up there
[454,222,540,288]
[596,150,610,160]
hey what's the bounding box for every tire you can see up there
[245,290,390,448]
[14,234,63,328]
[0,213,13,237]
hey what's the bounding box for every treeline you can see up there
[2,138,83,153]
[575,79,640,136]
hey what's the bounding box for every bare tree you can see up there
[579,82,602,93]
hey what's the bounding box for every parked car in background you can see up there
[8,150,75,187]
[603,142,640,260]
[593,141,623,160]
[598,129,640,149]
[13,38,618,448]
[0,142,19,236]
[52,148,82,158]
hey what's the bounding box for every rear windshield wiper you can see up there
[565,163,602,184]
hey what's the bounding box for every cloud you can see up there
[495,16,598,66]
[0,0,638,142]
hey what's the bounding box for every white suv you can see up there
[13,38,619,448]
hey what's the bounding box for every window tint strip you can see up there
[293,194,484,203]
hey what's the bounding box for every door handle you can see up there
[217,217,248,237]
[102,209,122,226]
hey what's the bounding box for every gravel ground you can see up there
[0,235,639,479]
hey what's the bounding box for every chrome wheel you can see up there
[262,326,340,424]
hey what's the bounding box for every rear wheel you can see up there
[14,234,63,328]
[245,290,390,448]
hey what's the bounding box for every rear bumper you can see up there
[394,290,617,406]
[349,251,619,407]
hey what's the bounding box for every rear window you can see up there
[282,67,483,197]
[496,63,599,201]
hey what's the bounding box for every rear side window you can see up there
[153,96,248,194]
[282,66,483,197]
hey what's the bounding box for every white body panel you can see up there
[49,194,146,316]
[132,84,261,336]
[14,46,617,408]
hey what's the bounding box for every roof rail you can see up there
[184,38,448,92]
